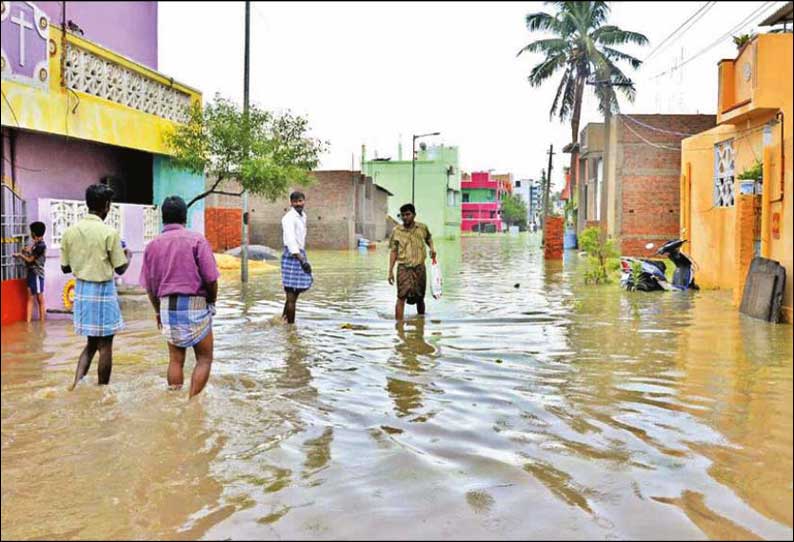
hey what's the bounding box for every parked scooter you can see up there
[620,239,698,292]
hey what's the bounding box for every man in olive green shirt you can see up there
[60,184,131,390]
[387,203,436,320]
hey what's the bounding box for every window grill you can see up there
[714,139,736,207]
[1,184,28,281]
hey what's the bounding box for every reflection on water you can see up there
[2,233,792,540]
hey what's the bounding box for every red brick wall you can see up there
[615,114,716,256]
[205,171,362,250]
[544,216,564,260]
[205,207,244,252]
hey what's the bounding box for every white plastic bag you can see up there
[430,258,443,299]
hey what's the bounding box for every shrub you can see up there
[580,226,620,284]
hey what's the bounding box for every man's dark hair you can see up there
[290,191,306,202]
[399,203,416,215]
[85,183,114,213]
[30,221,45,237]
[161,195,188,225]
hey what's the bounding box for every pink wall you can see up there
[9,131,144,223]
[36,1,158,69]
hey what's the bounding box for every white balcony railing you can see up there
[64,43,191,123]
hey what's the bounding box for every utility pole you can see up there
[541,144,554,245]
[241,1,251,283]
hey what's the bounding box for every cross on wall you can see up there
[10,7,33,67]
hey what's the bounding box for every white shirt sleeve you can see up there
[283,212,300,255]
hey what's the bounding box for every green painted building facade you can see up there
[463,188,496,203]
[363,145,462,240]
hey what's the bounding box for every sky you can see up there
[159,1,786,191]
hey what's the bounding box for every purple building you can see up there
[1,1,205,324]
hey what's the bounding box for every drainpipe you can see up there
[773,111,784,201]
[761,146,772,258]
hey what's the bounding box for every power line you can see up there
[644,1,717,62]
[619,119,772,153]
[622,114,697,137]
[621,119,683,151]
[651,1,778,80]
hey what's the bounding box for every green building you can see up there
[363,144,462,240]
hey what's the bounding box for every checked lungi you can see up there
[397,263,426,305]
[73,279,124,337]
[281,248,313,292]
[160,295,215,348]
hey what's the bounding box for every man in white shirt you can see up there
[280,191,313,324]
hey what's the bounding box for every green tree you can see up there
[166,94,329,208]
[500,194,529,228]
[517,2,648,180]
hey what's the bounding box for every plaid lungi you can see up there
[281,248,313,291]
[73,279,124,337]
[160,295,215,348]
[397,264,426,305]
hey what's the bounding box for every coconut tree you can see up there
[518,2,648,233]
[518,1,648,144]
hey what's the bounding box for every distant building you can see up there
[492,173,514,198]
[204,170,392,251]
[513,178,542,226]
[363,144,461,239]
[461,171,505,232]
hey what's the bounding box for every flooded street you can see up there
[1,233,792,540]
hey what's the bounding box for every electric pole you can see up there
[241,1,251,283]
[541,144,554,245]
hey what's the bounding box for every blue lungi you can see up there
[160,295,214,348]
[281,248,313,291]
[73,279,124,337]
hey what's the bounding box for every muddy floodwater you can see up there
[1,233,792,540]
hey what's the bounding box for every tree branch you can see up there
[187,176,225,208]
[214,190,245,197]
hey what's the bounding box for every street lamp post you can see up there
[411,132,440,205]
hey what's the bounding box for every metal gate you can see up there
[1,184,27,281]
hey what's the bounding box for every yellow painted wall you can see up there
[684,33,793,322]
[1,28,200,155]
[682,126,741,291]
[732,40,755,107]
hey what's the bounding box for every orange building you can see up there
[680,29,793,322]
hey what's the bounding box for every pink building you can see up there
[461,171,504,232]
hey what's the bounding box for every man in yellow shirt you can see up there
[387,203,436,320]
[60,184,131,390]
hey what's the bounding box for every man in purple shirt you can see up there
[139,196,220,398]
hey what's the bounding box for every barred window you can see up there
[1,184,28,281]
[714,139,735,207]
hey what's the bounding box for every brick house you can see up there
[204,170,392,252]
[596,114,717,256]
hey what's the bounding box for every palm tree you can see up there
[518,1,648,146]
